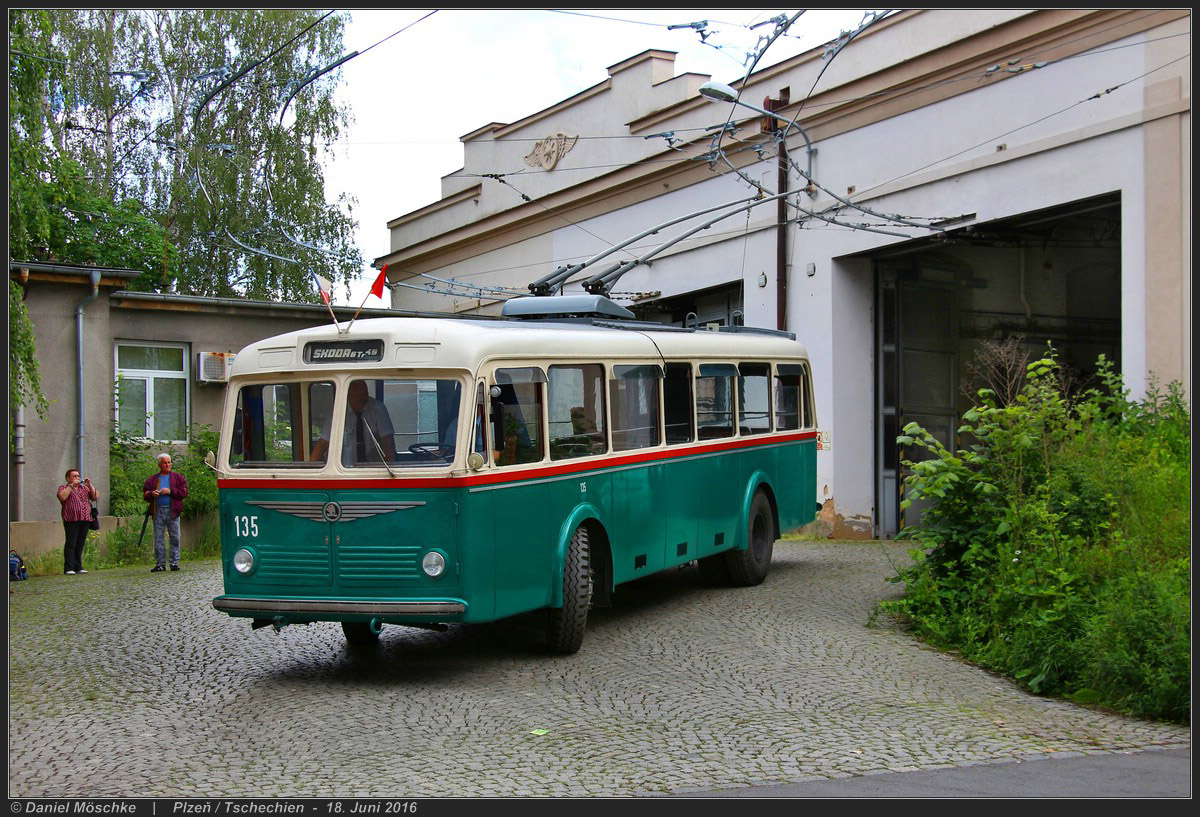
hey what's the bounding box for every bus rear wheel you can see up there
[342,620,380,646]
[724,491,775,586]
[546,525,593,654]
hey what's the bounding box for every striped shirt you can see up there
[59,483,92,522]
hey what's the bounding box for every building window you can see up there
[115,342,189,441]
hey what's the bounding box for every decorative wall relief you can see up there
[523,132,579,170]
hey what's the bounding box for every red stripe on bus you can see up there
[218,430,818,491]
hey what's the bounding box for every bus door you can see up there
[661,362,699,566]
[692,363,740,555]
[486,367,558,617]
[609,364,668,575]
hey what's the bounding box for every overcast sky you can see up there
[323,9,872,307]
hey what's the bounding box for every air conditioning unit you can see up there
[197,351,236,384]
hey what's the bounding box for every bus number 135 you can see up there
[233,515,258,538]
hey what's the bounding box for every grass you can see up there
[20,516,220,577]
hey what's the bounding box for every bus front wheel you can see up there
[546,525,593,654]
[725,491,775,586]
[342,620,380,646]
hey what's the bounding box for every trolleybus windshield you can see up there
[229,376,463,468]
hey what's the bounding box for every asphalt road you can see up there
[7,539,1190,798]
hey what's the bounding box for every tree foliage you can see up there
[8,9,362,426]
[8,9,362,299]
[9,280,51,437]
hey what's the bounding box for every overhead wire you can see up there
[28,9,1187,305]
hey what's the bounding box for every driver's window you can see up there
[319,377,463,468]
[490,368,545,466]
[338,379,396,467]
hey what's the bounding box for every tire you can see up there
[546,525,593,654]
[342,620,380,646]
[724,490,775,586]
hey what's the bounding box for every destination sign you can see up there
[303,339,384,364]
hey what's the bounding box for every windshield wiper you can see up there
[360,417,396,477]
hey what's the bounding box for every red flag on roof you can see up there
[315,273,332,305]
[371,264,388,299]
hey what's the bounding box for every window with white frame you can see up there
[115,342,189,441]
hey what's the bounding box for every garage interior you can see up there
[869,193,1122,537]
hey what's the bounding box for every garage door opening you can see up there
[872,194,1121,537]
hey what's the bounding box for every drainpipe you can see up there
[75,269,102,476]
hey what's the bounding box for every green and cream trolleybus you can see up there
[211,295,818,653]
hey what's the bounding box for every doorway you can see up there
[873,194,1122,537]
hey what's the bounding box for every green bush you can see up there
[881,351,1190,723]
[109,423,219,519]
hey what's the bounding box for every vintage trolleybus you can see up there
[211,295,818,653]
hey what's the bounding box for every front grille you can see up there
[337,542,423,583]
[256,537,331,583]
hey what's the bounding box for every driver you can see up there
[311,379,395,464]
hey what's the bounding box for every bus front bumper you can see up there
[212,596,466,618]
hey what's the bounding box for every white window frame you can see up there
[114,341,191,443]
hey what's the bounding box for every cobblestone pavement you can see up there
[8,540,1189,798]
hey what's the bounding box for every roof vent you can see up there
[501,295,634,320]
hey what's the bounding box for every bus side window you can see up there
[610,365,662,451]
[548,364,606,460]
[696,364,736,439]
[492,368,546,466]
[738,363,771,435]
[774,364,804,431]
[664,363,694,444]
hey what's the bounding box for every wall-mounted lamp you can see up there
[757,272,768,288]
[806,263,816,277]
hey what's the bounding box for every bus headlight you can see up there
[233,548,255,574]
[421,550,446,578]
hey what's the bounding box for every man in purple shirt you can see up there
[57,468,98,575]
[142,453,189,573]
